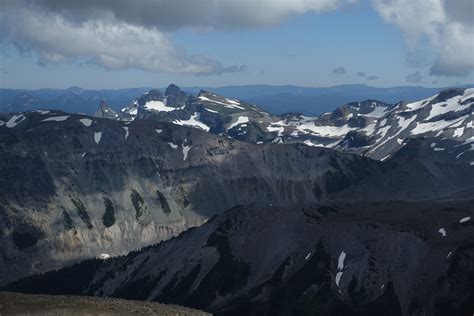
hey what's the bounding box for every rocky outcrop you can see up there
[5,200,473,315]
[93,101,118,120]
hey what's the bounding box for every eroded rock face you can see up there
[0,110,390,285]
[5,201,473,315]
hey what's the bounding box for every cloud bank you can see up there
[373,0,474,76]
[0,0,354,75]
[1,0,472,77]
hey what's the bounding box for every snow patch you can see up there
[426,89,473,120]
[360,105,388,118]
[34,110,50,114]
[123,127,129,140]
[204,107,219,114]
[144,100,183,112]
[335,272,344,287]
[453,127,464,137]
[42,115,70,122]
[173,113,210,131]
[182,144,191,161]
[99,253,110,260]
[6,114,26,128]
[168,143,178,149]
[337,251,346,270]
[335,251,346,288]
[94,132,102,144]
[304,124,355,137]
[267,125,284,136]
[155,129,163,134]
[199,95,245,110]
[229,116,249,130]
[438,228,446,237]
[459,216,471,223]
[79,118,93,127]
[411,116,467,135]
[305,252,312,260]
[272,136,283,144]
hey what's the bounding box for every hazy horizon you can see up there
[2,82,474,92]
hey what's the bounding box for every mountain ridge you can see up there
[2,83,473,116]
[92,84,474,163]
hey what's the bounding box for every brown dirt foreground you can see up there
[0,292,211,315]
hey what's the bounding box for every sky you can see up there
[0,0,473,89]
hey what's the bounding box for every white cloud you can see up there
[0,0,355,75]
[0,6,244,74]
[14,0,356,30]
[373,0,474,76]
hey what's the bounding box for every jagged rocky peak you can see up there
[164,83,183,96]
[164,84,188,107]
[93,100,118,119]
[137,89,164,106]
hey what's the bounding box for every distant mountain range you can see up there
[1,84,472,116]
[94,84,474,162]
[182,84,474,115]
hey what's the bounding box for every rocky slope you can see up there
[4,199,473,315]
[0,104,473,287]
[0,109,400,286]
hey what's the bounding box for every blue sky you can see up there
[1,0,473,89]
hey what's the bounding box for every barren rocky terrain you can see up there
[0,291,210,315]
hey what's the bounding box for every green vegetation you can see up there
[157,190,171,214]
[62,211,74,231]
[131,189,147,220]
[12,224,45,250]
[102,197,115,228]
[70,198,92,229]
